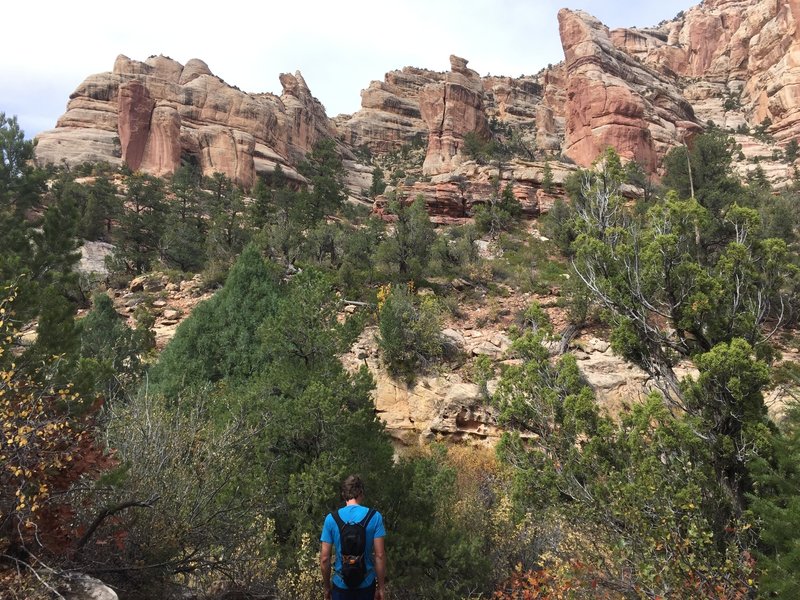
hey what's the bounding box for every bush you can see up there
[377,285,444,379]
[76,391,279,594]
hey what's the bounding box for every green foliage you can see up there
[474,182,522,236]
[385,448,495,599]
[429,223,480,277]
[377,284,443,379]
[462,131,493,164]
[663,131,743,222]
[495,334,756,597]
[81,391,278,592]
[0,286,103,567]
[148,245,282,397]
[0,113,42,215]
[572,149,798,378]
[335,217,384,297]
[749,403,800,598]
[82,175,120,241]
[541,160,554,193]
[296,137,347,226]
[369,166,387,198]
[0,117,86,376]
[559,143,800,596]
[541,197,576,257]
[74,293,153,401]
[681,339,771,514]
[376,196,436,282]
[260,269,362,388]
[162,164,208,272]
[490,232,568,295]
[754,117,774,143]
[759,190,799,244]
[205,172,249,271]
[471,355,494,399]
[785,139,799,163]
[112,172,167,275]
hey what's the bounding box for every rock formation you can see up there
[334,66,445,153]
[374,160,572,221]
[603,0,800,145]
[419,55,490,176]
[34,0,800,204]
[558,9,699,171]
[36,55,333,188]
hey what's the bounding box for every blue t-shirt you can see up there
[321,504,386,589]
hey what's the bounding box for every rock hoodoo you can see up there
[419,55,490,176]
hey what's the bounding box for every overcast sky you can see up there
[2,1,693,139]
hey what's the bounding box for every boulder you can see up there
[58,573,118,600]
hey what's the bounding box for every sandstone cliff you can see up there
[604,0,800,146]
[35,55,333,188]
[34,0,800,204]
[558,9,700,170]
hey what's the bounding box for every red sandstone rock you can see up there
[118,81,155,171]
[36,55,333,189]
[558,9,696,170]
[420,56,490,176]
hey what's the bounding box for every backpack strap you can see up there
[331,507,376,529]
[331,510,346,531]
[359,507,377,528]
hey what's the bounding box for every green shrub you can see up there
[377,285,443,379]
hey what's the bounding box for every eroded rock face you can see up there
[558,9,699,170]
[677,0,800,143]
[604,0,800,148]
[36,1,800,207]
[420,55,491,176]
[342,326,503,447]
[36,55,334,188]
[335,66,446,153]
[374,159,572,222]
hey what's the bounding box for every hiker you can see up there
[320,474,386,600]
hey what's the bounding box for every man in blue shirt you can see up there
[320,475,386,600]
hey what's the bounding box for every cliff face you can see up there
[558,9,700,171]
[602,0,800,144]
[333,66,444,153]
[35,55,333,188]
[34,0,800,201]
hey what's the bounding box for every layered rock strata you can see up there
[558,9,699,170]
[374,160,573,221]
[36,55,333,188]
[605,0,800,146]
[419,56,491,176]
[334,66,445,153]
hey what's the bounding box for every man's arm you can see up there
[373,536,386,600]
[320,541,333,600]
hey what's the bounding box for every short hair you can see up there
[341,474,365,501]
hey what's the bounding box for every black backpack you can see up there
[331,507,376,588]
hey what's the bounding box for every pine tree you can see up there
[114,172,167,274]
[376,195,436,281]
[162,165,208,272]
